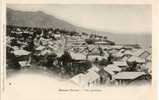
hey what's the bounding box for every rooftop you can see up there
[113,72,146,80]
[113,61,128,67]
[13,49,30,56]
[84,71,100,82]
[104,64,122,72]
[70,52,86,60]
[88,65,100,73]
[128,56,145,63]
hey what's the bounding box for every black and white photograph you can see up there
[6,4,152,88]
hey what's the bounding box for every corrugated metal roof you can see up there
[113,72,146,80]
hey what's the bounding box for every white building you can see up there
[70,71,100,87]
[113,72,146,85]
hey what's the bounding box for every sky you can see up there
[8,4,152,34]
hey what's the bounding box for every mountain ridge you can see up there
[7,8,151,49]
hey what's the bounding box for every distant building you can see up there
[128,56,146,64]
[87,65,100,73]
[66,36,86,48]
[98,68,115,84]
[134,49,151,59]
[109,45,124,50]
[104,64,122,73]
[70,71,100,87]
[97,64,122,84]
[146,55,151,62]
[113,61,128,71]
[84,71,100,87]
[70,52,86,60]
[95,40,114,45]
[13,49,31,68]
[70,73,86,86]
[113,72,146,85]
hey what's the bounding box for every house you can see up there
[85,45,108,61]
[97,63,122,84]
[87,65,100,73]
[134,49,151,59]
[110,45,124,50]
[145,62,152,74]
[54,34,61,39]
[84,71,100,87]
[119,49,126,53]
[146,55,151,62]
[122,44,141,49]
[70,73,86,86]
[13,49,31,62]
[129,74,152,85]
[40,49,52,56]
[98,68,115,84]
[123,50,134,57]
[121,50,134,61]
[70,52,86,60]
[88,46,101,55]
[35,46,45,51]
[97,64,122,84]
[13,49,31,68]
[13,49,31,57]
[70,71,100,87]
[112,52,124,61]
[104,64,122,74]
[19,61,31,68]
[95,41,113,46]
[113,52,124,57]
[107,45,123,54]
[113,61,128,71]
[113,72,146,85]
[128,56,145,64]
[108,49,118,54]
[113,61,127,66]
[66,36,86,48]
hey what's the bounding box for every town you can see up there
[6,25,152,87]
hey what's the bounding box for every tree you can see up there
[99,58,108,66]
[85,38,95,44]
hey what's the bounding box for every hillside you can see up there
[7,8,151,49]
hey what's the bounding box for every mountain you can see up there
[7,8,151,49]
[7,8,77,30]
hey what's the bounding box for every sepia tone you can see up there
[6,5,152,88]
